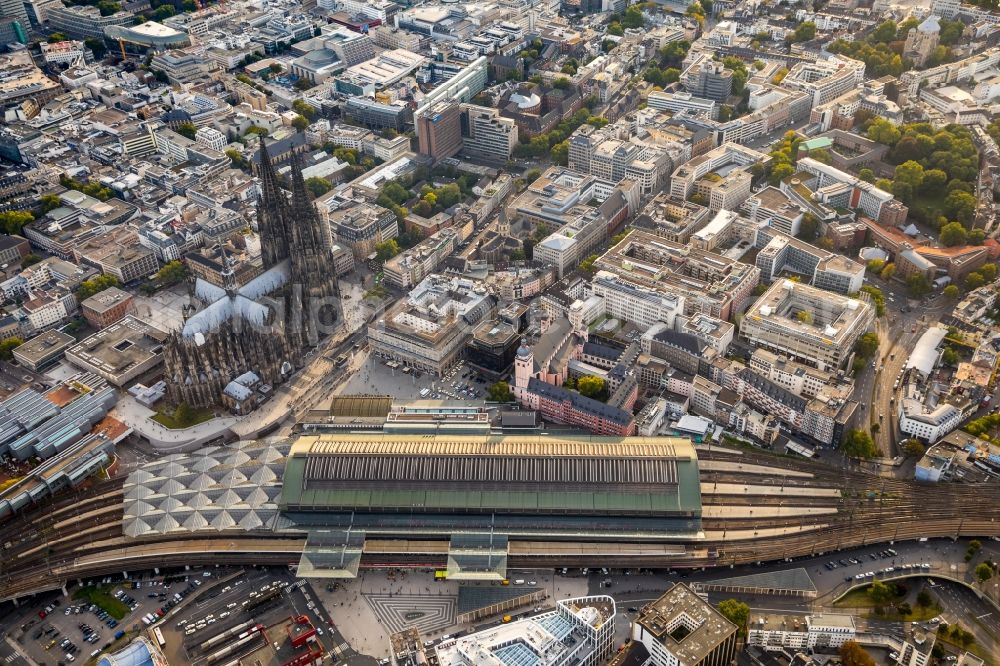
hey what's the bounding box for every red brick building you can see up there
[80,287,136,329]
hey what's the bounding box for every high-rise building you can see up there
[416,101,462,161]
[0,0,29,30]
[687,60,733,102]
[459,103,518,159]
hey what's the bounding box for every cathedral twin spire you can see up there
[255,139,331,273]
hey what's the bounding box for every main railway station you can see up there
[123,433,704,580]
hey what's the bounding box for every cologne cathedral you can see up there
[163,141,340,408]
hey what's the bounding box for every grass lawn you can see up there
[834,583,906,608]
[151,407,215,429]
[877,603,940,622]
[73,585,130,620]
[935,632,995,665]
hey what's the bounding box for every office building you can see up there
[899,401,962,443]
[685,60,733,102]
[66,316,168,387]
[382,229,459,290]
[46,4,134,39]
[325,199,399,259]
[417,101,463,161]
[368,273,495,376]
[647,91,717,119]
[435,597,616,666]
[465,318,522,380]
[795,157,899,223]
[0,0,28,27]
[459,103,518,159]
[632,583,738,666]
[596,229,760,322]
[748,613,856,652]
[751,226,865,295]
[12,330,75,371]
[744,187,804,237]
[740,279,875,371]
[344,97,412,131]
[80,287,136,329]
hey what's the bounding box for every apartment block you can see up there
[740,279,874,371]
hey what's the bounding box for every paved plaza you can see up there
[314,569,590,660]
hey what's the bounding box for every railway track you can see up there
[1,446,998,602]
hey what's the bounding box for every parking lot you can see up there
[340,354,492,401]
[10,571,210,665]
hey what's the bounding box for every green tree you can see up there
[551,141,569,166]
[916,589,933,607]
[305,176,332,197]
[291,114,310,131]
[868,118,902,146]
[294,78,313,91]
[980,262,997,282]
[96,0,120,15]
[770,162,794,185]
[75,274,122,301]
[791,21,816,42]
[858,168,875,183]
[855,332,880,359]
[579,254,599,274]
[907,273,931,297]
[796,310,813,324]
[47,33,67,42]
[880,263,896,281]
[375,239,401,261]
[797,213,820,241]
[487,381,512,402]
[940,221,968,247]
[0,337,22,361]
[173,402,196,427]
[839,641,876,666]
[717,599,750,637]
[622,5,645,28]
[225,148,246,169]
[244,126,269,138]
[965,271,985,290]
[944,190,977,225]
[941,347,960,366]
[871,20,897,42]
[895,160,924,189]
[842,429,878,459]
[922,168,948,193]
[39,193,62,213]
[577,375,606,400]
[21,254,41,268]
[939,18,965,45]
[0,211,34,235]
[552,77,572,90]
[153,3,174,19]
[292,99,317,120]
[154,260,188,287]
[868,579,896,606]
[902,439,925,457]
[943,284,960,300]
[976,562,993,582]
